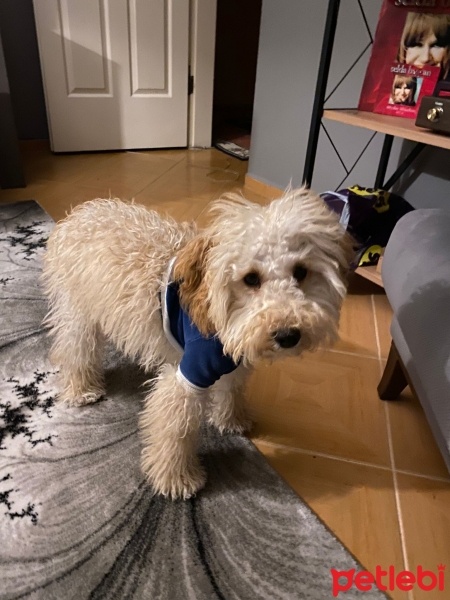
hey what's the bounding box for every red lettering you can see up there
[438,565,446,591]
[374,565,388,591]
[417,566,437,591]
[331,568,355,597]
[331,564,446,595]
[389,565,396,591]
[355,571,374,591]
[396,571,415,591]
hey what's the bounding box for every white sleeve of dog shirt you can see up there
[175,367,209,393]
[161,257,183,353]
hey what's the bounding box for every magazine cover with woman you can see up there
[358,0,450,119]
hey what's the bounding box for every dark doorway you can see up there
[212,0,262,157]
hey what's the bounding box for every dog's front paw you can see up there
[141,447,206,500]
[149,463,206,500]
[60,389,104,407]
[209,414,253,435]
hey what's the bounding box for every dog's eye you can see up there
[243,272,261,288]
[293,265,308,283]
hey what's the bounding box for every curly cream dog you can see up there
[42,188,353,500]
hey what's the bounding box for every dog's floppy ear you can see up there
[173,235,215,336]
[339,230,358,279]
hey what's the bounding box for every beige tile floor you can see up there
[2,142,449,600]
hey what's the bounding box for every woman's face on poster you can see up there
[393,82,413,103]
[405,31,447,68]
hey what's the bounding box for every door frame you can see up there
[189,0,217,148]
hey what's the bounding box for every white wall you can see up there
[248,0,450,209]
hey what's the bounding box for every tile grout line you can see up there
[328,348,380,361]
[256,439,393,471]
[129,155,188,198]
[371,294,412,592]
[253,439,450,483]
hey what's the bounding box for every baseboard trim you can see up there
[244,174,283,198]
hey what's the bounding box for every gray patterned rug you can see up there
[0,201,387,600]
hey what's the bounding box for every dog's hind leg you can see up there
[46,294,105,407]
[207,365,252,434]
[140,364,206,499]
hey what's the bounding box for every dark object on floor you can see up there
[0,200,387,600]
[378,208,450,475]
[321,185,414,268]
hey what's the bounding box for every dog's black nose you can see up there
[273,328,301,349]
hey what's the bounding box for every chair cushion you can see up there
[382,209,450,471]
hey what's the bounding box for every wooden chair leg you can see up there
[378,342,408,400]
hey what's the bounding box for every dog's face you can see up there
[174,188,353,366]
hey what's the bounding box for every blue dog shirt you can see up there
[161,259,239,391]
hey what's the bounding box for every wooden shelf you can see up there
[321,110,450,288]
[355,265,383,287]
[323,109,450,151]
[323,110,450,289]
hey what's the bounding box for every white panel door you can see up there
[33,0,189,151]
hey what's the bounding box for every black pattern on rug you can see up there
[0,220,47,260]
[1,371,56,451]
[0,200,387,600]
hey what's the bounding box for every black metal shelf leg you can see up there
[303,0,341,188]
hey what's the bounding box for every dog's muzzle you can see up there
[273,328,301,349]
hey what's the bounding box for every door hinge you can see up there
[188,68,194,95]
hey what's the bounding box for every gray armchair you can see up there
[378,208,450,474]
